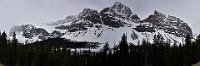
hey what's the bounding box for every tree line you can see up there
[0,31,200,66]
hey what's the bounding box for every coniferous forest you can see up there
[1,31,200,66]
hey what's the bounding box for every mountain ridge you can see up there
[9,2,192,46]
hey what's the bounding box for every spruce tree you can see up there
[9,32,18,65]
[119,34,129,66]
[183,34,192,66]
[0,31,9,65]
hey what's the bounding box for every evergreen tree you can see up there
[183,34,192,66]
[0,31,9,65]
[185,34,192,46]
[9,32,18,66]
[103,42,110,55]
[101,42,110,66]
[119,34,129,66]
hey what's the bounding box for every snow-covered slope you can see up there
[9,2,192,48]
[9,24,49,43]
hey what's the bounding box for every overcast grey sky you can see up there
[0,0,200,34]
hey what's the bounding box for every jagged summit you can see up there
[143,10,192,37]
[79,8,99,17]
[111,2,133,17]
[78,8,102,24]
[153,10,166,19]
[10,24,49,43]
[100,2,140,27]
[10,24,36,34]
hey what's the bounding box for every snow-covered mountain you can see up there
[9,2,192,47]
[10,24,49,43]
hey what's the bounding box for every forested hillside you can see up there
[0,31,200,66]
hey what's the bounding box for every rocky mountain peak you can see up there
[142,10,193,37]
[153,10,166,19]
[10,24,36,33]
[79,8,99,17]
[99,2,139,28]
[10,24,49,40]
[111,2,132,17]
[78,8,101,24]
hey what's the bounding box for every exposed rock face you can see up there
[55,8,102,32]
[49,30,65,38]
[10,24,49,40]
[140,10,193,37]
[79,8,102,24]
[111,2,132,17]
[100,2,140,28]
